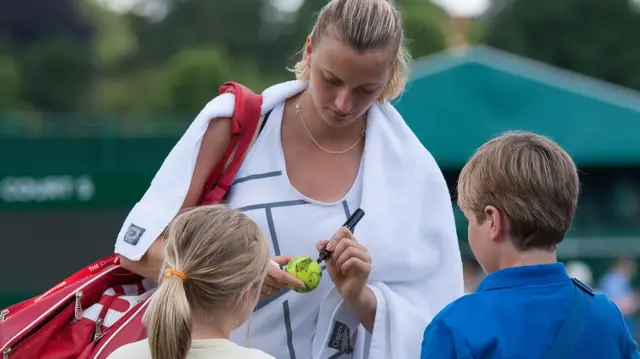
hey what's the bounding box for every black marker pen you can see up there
[316,208,365,263]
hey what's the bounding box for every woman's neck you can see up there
[294,92,366,146]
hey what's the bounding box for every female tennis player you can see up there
[114,0,465,357]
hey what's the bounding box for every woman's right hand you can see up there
[260,255,306,299]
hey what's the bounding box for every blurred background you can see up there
[1,0,640,339]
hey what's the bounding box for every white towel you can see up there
[309,101,465,359]
[114,80,464,359]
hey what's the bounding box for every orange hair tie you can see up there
[163,268,186,281]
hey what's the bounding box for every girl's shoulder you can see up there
[105,339,151,359]
[218,340,276,359]
[190,338,275,359]
[106,338,275,359]
[240,347,277,359]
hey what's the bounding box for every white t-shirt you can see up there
[106,338,274,359]
[225,102,364,358]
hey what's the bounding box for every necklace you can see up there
[295,95,366,155]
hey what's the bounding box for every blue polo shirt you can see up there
[420,263,640,359]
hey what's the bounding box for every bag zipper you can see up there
[74,292,84,321]
[90,298,151,359]
[93,318,104,341]
[0,309,8,324]
[1,264,122,356]
[2,291,84,357]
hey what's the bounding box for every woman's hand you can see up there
[316,227,372,304]
[260,255,306,299]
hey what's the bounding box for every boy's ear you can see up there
[485,205,506,242]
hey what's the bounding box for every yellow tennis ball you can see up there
[285,256,322,293]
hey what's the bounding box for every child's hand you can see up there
[260,255,306,298]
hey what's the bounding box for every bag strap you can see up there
[544,278,595,359]
[199,82,263,205]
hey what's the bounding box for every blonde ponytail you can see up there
[145,274,192,359]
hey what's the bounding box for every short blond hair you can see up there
[144,204,269,359]
[292,0,410,102]
[457,131,580,251]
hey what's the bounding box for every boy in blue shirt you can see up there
[421,132,639,359]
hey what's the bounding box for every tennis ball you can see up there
[285,256,322,293]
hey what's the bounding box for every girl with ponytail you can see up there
[108,205,274,359]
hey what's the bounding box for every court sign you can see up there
[1,175,95,203]
[0,172,152,209]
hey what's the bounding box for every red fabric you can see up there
[0,82,264,359]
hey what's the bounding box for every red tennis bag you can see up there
[0,82,264,359]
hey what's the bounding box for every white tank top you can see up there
[226,101,364,359]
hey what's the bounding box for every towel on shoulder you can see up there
[114,80,464,359]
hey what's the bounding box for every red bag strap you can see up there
[199,82,263,205]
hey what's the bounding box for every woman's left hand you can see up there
[316,227,372,304]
